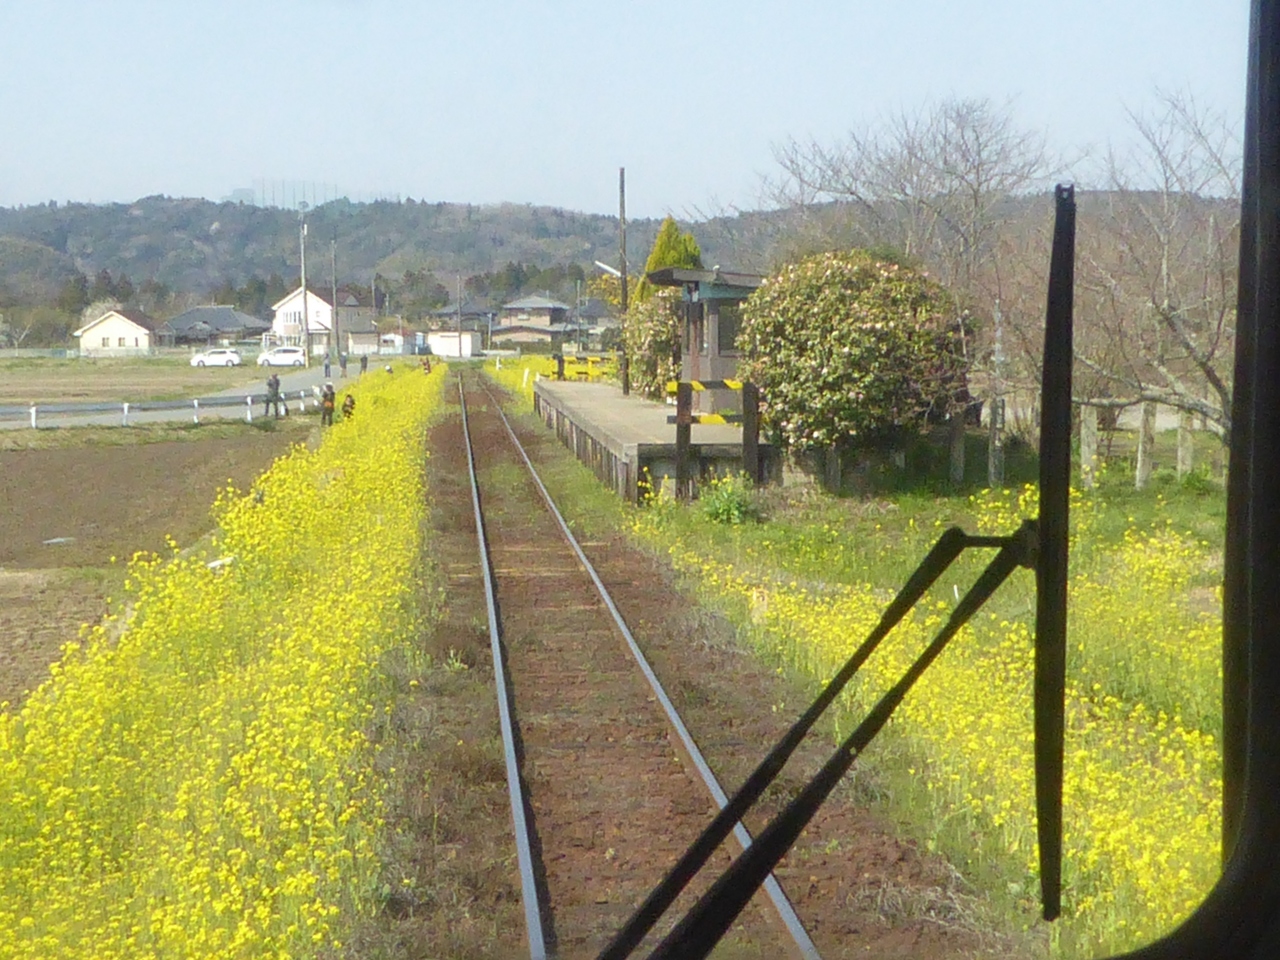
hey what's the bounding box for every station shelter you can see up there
[644,267,763,413]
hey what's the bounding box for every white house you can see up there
[427,331,482,358]
[73,309,159,357]
[270,287,333,354]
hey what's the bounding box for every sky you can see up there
[0,1,1249,220]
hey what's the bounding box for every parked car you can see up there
[190,348,242,367]
[258,346,307,367]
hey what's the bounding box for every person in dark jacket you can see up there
[264,373,285,419]
[360,354,368,375]
[341,393,355,420]
[321,383,336,426]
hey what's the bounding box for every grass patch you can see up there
[0,416,315,451]
[0,355,266,405]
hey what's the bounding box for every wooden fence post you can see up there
[1177,411,1194,478]
[988,397,1005,488]
[1080,404,1098,489]
[949,412,966,487]
[742,381,760,484]
[1135,401,1156,490]
[676,381,692,500]
[824,445,842,493]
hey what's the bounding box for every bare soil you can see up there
[356,378,1028,960]
[0,433,301,568]
[0,569,109,709]
[0,430,303,711]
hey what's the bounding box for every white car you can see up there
[190,348,243,367]
[258,346,307,367]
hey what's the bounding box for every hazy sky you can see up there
[0,1,1248,219]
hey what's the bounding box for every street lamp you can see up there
[594,260,628,393]
[298,202,310,367]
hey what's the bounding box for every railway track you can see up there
[456,377,820,960]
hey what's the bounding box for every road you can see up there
[0,363,368,430]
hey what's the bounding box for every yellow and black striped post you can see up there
[666,379,762,486]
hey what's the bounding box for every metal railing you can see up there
[0,390,318,427]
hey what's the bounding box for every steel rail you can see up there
[458,379,548,960]
[477,381,821,960]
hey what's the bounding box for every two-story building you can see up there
[490,295,573,346]
[270,287,333,354]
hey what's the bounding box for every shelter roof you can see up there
[645,267,763,290]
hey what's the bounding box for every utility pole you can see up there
[619,166,630,395]
[330,234,340,364]
[299,202,310,367]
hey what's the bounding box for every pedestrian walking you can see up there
[360,354,368,375]
[339,353,348,378]
[321,383,336,426]
[323,351,331,378]
[264,372,285,419]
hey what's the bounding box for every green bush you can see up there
[700,473,761,524]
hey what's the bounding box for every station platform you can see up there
[532,379,775,501]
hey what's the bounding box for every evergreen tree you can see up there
[636,216,702,301]
[55,273,90,315]
[90,269,116,302]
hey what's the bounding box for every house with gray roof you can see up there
[165,305,271,345]
[492,294,573,345]
[430,299,497,337]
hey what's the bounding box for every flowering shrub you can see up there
[739,251,967,449]
[0,366,446,959]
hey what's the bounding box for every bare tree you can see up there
[1077,90,1241,440]
[767,97,1051,293]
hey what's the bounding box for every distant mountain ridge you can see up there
[0,196,690,298]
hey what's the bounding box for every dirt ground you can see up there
[0,430,303,710]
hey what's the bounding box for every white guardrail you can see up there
[0,390,318,428]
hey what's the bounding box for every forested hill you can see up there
[0,196,699,303]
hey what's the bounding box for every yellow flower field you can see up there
[633,483,1222,956]
[484,356,1222,954]
[486,355,558,401]
[0,366,446,959]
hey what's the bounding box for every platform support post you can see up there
[742,382,761,484]
[676,381,693,500]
